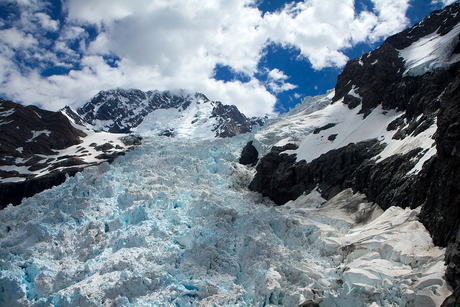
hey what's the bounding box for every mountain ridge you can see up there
[76,88,262,138]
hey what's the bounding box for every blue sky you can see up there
[0,0,457,116]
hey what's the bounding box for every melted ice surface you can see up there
[0,133,450,306]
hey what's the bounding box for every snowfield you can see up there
[133,97,218,138]
[0,113,450,306]
[399,22,460,76]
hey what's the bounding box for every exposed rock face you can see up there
[250,141,385,205]
[413,70,460,304]
[249,138,428,208]
[77,89,257,137]
[0,167,83,210]
[249,143,303,205]
[0,99,85,208]
[313,123,337,134]
[239,141,259,166]
[298,300,320,307]
[0,99,86,157]
[61,105,88,126]
[414,75,460,247]
[211,102,253,138]
[119,135,143,147]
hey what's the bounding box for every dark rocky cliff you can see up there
[0,99,86,157]
[249,3,460,304]
[249,140,424,208]
[414,70,460,307]
[211,102,253,138]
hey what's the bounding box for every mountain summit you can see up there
[76,89,260,138]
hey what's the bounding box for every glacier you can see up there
[0,95,451,306]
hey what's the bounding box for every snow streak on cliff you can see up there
[0,115,450,306]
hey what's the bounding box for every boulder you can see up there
[239,141,258,166]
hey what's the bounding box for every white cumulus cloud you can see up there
[0,0,413,116]
[431,0,458,7]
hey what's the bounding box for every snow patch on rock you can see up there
[399,22,460,76]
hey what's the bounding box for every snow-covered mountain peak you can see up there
[76,88,257,138]
[133,96,216,138]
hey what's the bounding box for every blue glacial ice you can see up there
[0,133,451,306]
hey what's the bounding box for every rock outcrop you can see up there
[0,99,86,157]
[249,140,419,207]
[414,70,460,305]
[211,102,253,138]
[332,3,460,131]
[239,141,259,166]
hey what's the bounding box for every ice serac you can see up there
[0,134,450,306]
[77,89,257,137]
[249,2,460,305]
[0,99,141,209]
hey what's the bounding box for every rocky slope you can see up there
[77,89,260,137]
[249,2,460,305]
[0,99,141,209]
